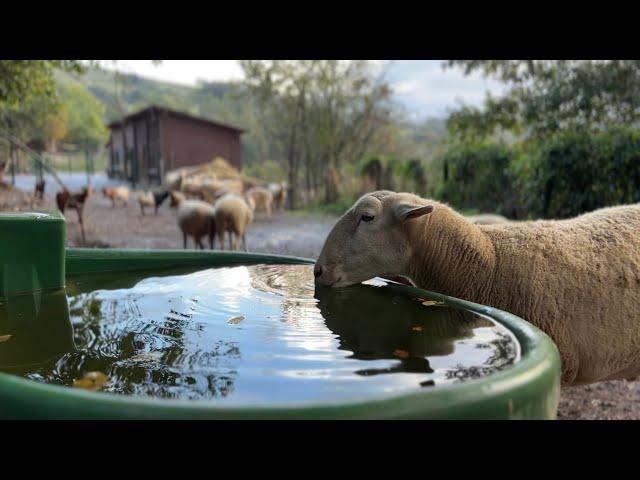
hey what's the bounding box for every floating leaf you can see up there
[393,349,410,359]
[411,326,423,332]
[422,300,446,307]
[227,315,245,325]
[73,371,108,391]
[0,334,12,343]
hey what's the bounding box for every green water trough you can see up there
[0,211,561,419]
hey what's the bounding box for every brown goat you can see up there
[56,186,93,244]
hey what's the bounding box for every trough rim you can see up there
[0,248,561,419]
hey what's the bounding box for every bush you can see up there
[435,142,517,216]
[515,129,640,218]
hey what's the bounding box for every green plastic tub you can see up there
[0,214,561,419]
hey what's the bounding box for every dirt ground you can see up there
[4,184,639,420]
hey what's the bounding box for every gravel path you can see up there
[5,179,639,419]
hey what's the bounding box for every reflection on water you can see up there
[0,264,520,404]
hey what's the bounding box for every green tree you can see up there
[0,60,85,106]
[444,60,640,139]
[241,60,392,207]
[59,83,108,151]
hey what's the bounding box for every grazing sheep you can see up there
[268,182,287,211]
[102,186,129,207]
[213,193,254,251]
[137,190,170,215]
[246,186,274,217]
[467,213,510,225]
[175,200,217,250]
[315,191,640,386]
[137,191,154,216]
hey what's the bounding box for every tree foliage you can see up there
[514,128,640,218]
[240,60,393,206]
[59,83,108,150]
[0,60,85,106]
[435,142,517,216]
[445,60,640,139]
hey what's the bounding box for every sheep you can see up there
[246,186,274,217]
[268,182,287,211]
[467,213,510,225]
[175,199,217,250]
[314,191,640,386]
[213,193,254,251]
[102,186,129,207]
[137,190,170,216]
[169,190,187,208]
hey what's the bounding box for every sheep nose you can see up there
[314,265,323,278]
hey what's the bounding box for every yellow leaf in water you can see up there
[422,300,446,307]
[73,371,108,391]
[0,334,12,343]
[227,315,245,324]
[393,349,410,359]
[411,326,423,332]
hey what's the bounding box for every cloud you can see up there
[384,60,505,118]
[102,60,505,119]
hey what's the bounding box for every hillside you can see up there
[53,66,446,170]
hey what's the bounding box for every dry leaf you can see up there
[227,315,245,324]
[411,326,423,332]
[393,349,410,359]
[73,371,108,391]
[422,300,446,307]
[0,334,12,343]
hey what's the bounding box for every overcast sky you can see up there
[104,60,504,119]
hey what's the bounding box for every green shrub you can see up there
[515,129,640,218]
[435,142,517,216]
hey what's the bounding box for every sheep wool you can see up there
[315,191,640,386]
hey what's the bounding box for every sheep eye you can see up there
[360,214,375,223]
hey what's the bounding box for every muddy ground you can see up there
[4,183,639,420]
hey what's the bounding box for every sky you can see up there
[104,60,504,119]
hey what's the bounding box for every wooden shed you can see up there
[106,105,245,185]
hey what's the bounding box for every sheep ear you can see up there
[394,203,434,222]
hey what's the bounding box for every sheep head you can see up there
[315,191,434,288]
[169,190,185,208]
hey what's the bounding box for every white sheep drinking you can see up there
[315,190,640,386]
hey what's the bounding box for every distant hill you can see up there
[53,66,447,167]
[55,67,246,125]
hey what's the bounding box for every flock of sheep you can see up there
[100,178,287,251]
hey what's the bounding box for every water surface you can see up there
[0,264,520,405]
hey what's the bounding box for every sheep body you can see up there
[176,200,217,249]
[268,182,287,210]
[315,191,640,386]
[213,194,254,251]
[137,189,169,215]
[102,186,129,207]
[467,213,510,225]
[246,186,274,217]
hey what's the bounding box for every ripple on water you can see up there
[3,264,520,405]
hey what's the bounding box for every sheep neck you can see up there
[404,207,496,304]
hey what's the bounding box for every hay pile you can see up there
[163,157,261,194]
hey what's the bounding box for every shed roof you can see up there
[107,105,246,133]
